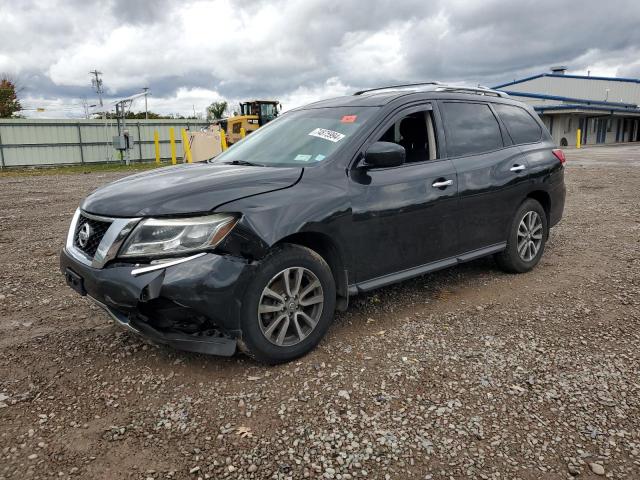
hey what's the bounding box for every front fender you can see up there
[215,181,352,265]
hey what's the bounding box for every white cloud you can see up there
[279,77,353,111]
[333,23,410,84]
[3,0,640,118]
[147,87,225,117]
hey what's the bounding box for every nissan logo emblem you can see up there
[78,222,92,248]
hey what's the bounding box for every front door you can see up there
[348,104,458,283]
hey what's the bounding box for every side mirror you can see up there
[362,141,405,168]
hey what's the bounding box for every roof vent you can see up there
[550,66,567,75]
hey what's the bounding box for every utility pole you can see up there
[81,97,89,119]
[112,92,147,166]
[89,69,106,123]
[89,70,104,107]
[142,87,149,119]
[115,101,124,163]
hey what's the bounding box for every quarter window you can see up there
[494,104,542,145]
[441,102,503,157]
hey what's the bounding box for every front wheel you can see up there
[495,199,548,273]
[239,244,336,364]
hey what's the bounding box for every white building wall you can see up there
[547,114,578,147]
[539,113,640,147]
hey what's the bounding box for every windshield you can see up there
[211,106,378,167]
[260,103,277,121]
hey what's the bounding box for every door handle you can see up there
[510,165,526,172]
[432,179,453,188]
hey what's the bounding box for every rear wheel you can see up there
[495,199,548,273]
[239,244,336,364]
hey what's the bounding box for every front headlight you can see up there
[119,214,238,258]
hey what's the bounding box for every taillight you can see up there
[552,149,566,165]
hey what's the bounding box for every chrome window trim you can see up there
[65,208,141,269]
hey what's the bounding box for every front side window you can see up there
[376,110,438,163]
[494,103,542,145]
[260,103,277,122]
[211,106,379,167]
[441,102,503,157]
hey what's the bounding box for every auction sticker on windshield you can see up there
[308,128,345,143]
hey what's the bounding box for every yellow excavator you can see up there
[216,100,281,145]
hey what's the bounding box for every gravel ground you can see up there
[1,145,639,480]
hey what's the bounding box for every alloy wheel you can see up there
[258,267,324,347]
[517,211,543,262]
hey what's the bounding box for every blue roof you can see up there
[501,90,637,108]
[534,104,640,114]
[493,73,640,89]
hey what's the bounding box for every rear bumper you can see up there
[60,248,256,356]
[549,179,566,227]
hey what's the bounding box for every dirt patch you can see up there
[1,145,639,479]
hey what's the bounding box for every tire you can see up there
[495,199,548,273]
[238,244,336,364]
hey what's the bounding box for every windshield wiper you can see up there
[222,160,264,167]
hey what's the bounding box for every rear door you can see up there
[348,103,459,283]
[492,102,559,204]
[439,100,530,253]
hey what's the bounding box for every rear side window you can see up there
[494,104,542,144]
[441,102,503,157]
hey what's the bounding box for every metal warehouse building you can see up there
[494,67,640,147]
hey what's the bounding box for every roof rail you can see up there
[434,85,509,98]
[353,82,443,95]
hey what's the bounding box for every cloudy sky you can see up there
[2,0,640,118]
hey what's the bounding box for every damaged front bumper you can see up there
[60,248,255,356]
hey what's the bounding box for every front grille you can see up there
[73,214,111,257]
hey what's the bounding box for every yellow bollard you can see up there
[181,128,193,163]
[220,129,228,151]
[240,127,246,139]
[153,130,161,164]
[576,128,581,149]
[169,127,177,164]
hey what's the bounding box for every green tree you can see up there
[0,76,22,118]
[123,111,171,119]
[206,101,228,121]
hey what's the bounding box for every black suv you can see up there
[61,83,566,364]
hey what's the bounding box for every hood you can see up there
[81,163,303,217]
